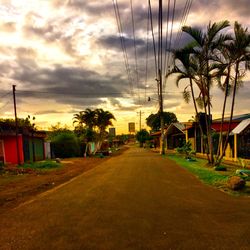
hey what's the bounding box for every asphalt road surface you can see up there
[1,146,250,250]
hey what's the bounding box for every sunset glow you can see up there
[0,0,249,134]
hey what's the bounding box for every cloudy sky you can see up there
[0,0,249,133]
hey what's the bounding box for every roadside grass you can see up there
[168,154,229,187]
[21,160,61,170]
[167,154,250,196]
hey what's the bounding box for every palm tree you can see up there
[215,22,250,165]
[96,109,116,134]
[170,45,206,154]
[73,108,97,157]
[95,109,116,151]
[73,108,97,130]
[181,20,231,164]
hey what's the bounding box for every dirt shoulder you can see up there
[0,147,128,213]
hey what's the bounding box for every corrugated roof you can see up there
[230,118,250,135]
[165,123,185,135]
[213,113,250,122]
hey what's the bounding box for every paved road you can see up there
[1,146,250,250]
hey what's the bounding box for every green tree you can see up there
[215,22,250,165]
[73,108,116,155]
[176,20,231,164]
[96,108,116,136]
[146,112,178,132]
[51,132,80,158]
[136,129,150,147]
[73,108,97,130]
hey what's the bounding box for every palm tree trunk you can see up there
[190,78,204,153]
[215,70,230,165]
[218,62,239,164]
[202,89,211,163]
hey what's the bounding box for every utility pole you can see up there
[137,110,145,131]
[12,85,20,165]
[158,0,165,155]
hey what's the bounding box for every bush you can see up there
[51,132,81,158]
[176,141,195,159]
[214,166,227,171]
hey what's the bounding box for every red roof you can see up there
[211,121,239,132]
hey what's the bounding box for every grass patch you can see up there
[21,160,61,170]
[168,155,229,186]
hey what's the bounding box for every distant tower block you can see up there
[128,122,135,133]
[109,127,116,137]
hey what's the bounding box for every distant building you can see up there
[0,121,46,164]
[109,127,116,137]
[128,122,135,133]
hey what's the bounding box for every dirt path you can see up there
[0,148,127,212]
[0,146,250,249]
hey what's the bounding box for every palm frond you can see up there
[183,88,191,103]
[175,74,188,87]
[182,26,204,47]
[207,20,230,44]
[196,96,204,109]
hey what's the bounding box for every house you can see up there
[165,123,186,150]
[0,121,46,165]
[185,114,250,161]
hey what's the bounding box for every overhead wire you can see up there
[163,0,176,92]
[130,0,141,104]
[166,0,176,73]
[144,4,150,102]
[0,101,11,111]
[174,0,193,48]
[112,0,134,95]
[163,0,171,80]
[148,0,158,79]
[0,91,11,99]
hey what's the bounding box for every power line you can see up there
[15,89,183,96]
[0,91,11,99]
[174,0,193,48]
[163,0,171,79]
[112,0,134,95]
[144,4,150,102]
[166,0,176,73]
[148,0,158,79]
[130,0,141,104]
[163,0,177,93]
[0,100,11,111]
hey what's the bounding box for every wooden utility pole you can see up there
[158,0,165,155]
[12,85,20,165]
[137,110,145,131]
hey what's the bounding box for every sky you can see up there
[0,0,249,134]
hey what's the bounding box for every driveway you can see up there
[0,146,249,249]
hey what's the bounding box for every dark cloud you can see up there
[8,58,132,108]
[65,0,120,15]
[99,35,145,51]
[34,110,65,115]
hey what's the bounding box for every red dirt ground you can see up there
[0,147,128,213]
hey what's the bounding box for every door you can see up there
[0,140,5,164]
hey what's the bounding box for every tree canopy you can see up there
[146,112,178,131]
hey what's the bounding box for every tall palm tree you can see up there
[216,22,250,165]
[96,108,116,136]
[73,108,97,130]
[181,20,231,164]
[170,45,206,154]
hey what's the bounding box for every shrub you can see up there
[51,132,81,158]
[176,141,195,159]
[214,165,227,171]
